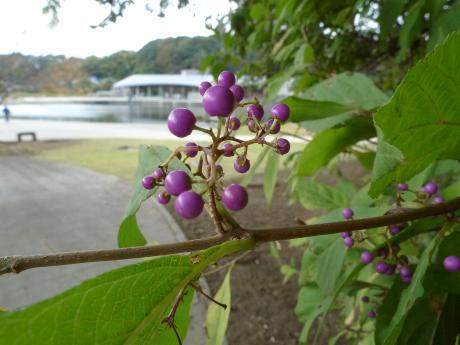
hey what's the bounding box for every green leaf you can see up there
[379,0,406,37]
[118,214,147,248]
[118,145,190,248]
[369,127,404,197]
[354,151,376,171]
[0,239,255,345]
[381,226,449,345]
[375,280,406,345]
[206,267,233,345]
[295,284,324,322]
[297,117,376,176]
[424,232,460,294]
[316,237,346,295]
[397,296,445,345]
[298,307,324,345]
[295,179,354,211]
[351,184,377,208]
[427,3,460,52]
[298,249,317,285]
[432,294,460,345]
[263,149,280,207]
[302,72,388,111]
[327,331,346,345]
[398,0,426,60]
[343,280,387,296]
[442,179,460,200]
[294,43,314,66]
[299,113,352,132]
[312,263,366,344]
[371,32,460,197]
[295,72,387,132]
[281,264,297,284]
[283,96,354,123]
[0,258,193,345]
[249,3,269,20]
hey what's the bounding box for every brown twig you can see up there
[162,285,189,345]
[1,197,459,275]
[208,187,226,234]
[190,282,227,309]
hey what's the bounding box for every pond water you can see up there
[7,101,205,123]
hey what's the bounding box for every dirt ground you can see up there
[169,163,367,345]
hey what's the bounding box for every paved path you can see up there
[0,157,207,344]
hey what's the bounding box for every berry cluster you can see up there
[141,70,290,222]
[397,181,445,205]
[338,180,459,320]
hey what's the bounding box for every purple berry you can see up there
[367,310,377,318]
[397,183,408,191]
[222,183,248,211]
[157,191,170,205]
[362,296,370,303]
[342,208,354,220]
[234,157,250,173]
[247,104,264,120]
[174,190,204,219]
[378,247,388,257]
[344,237,354,247]
[199,81,212,96]
[271,103,290,122]
[247,119,258,133]
[265,119,280,134]
[421,181,438,195]
[228,117,241,131]
[152,168,165,180]
[167,108,196,138]
[229,84,244,102]
[385,264,396,275]
[217,70,236,87]
[340,232,350,239]
[276,138,290,155]
[399,266,411,277]
[375,261,389,274]
[142,175,155,190]
[164,170,191,196]
[401,274,412,284]
[389,224,401,236]
[443,256,460,272]
[223,143,234,157]
[203,85,235,117]
[433,196,445,204]
[361,251,373,264]
[184,142,199,157]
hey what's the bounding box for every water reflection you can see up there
[8,101,206,123]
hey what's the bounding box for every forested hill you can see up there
[0,36,220,96]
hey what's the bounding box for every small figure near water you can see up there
[3,105,11,122]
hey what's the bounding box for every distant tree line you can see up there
[0,36,220,96]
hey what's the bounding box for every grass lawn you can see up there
[1,138,303,182]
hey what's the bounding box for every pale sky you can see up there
[0,0,232,58]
